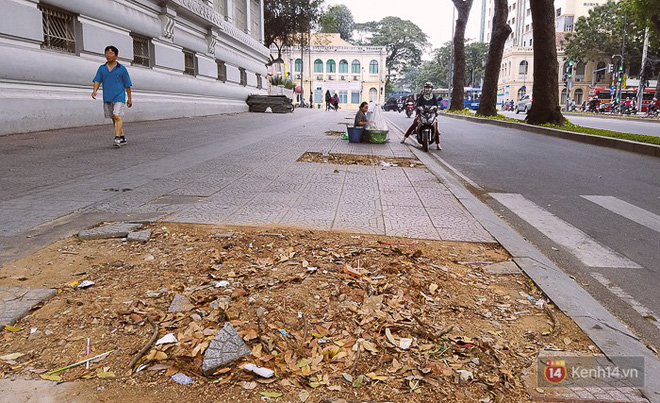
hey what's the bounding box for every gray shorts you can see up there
[103,102,126,118]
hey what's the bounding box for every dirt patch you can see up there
[298,152,425,169]
[324,130,345,137]
[0,224,596,402]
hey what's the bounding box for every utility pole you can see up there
[637,27,649,114]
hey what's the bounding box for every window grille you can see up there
[217,61,227,82]
[40,5,76,53]
[132,35,150,67]
[239,68,247,86]
[184,50,195,76]
[256,73,262,89]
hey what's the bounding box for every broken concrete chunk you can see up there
[127,229,152,243]
[0,287,57,327]
[168,294,194,313]
[78,223,143,240]
[202,323,251,375]
[483,261,522,275]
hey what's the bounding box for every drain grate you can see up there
[297,152,425,168]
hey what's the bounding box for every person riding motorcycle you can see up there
[401,82,441,150]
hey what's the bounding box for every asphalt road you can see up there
[500,110,660,137]
[387,110,660,349]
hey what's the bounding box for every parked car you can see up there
[516,95,532,113]
[383,98,400,112]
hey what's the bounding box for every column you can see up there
[259,0,264,43]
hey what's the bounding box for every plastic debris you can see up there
[155,333,178,346]
[279,329,291,338]
[399,338,413,350]
[244,363,274,378]
[171,373,194,385]
[457,369,474,382]
[215,280,230,288]
[77,280,95,288]
[47,349,117,375]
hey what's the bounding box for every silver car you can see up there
[516,95,532,113]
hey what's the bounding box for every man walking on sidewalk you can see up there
[92,45,133,147]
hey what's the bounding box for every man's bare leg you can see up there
[113,115,123,138]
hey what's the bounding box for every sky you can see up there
[325,0,483,58]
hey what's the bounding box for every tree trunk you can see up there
[449,0,474,111]
[477,0,511,116]
[527,0,565,125]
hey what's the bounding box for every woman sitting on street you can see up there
[354,102,369,127]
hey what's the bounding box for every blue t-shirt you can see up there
[93,63,132,103]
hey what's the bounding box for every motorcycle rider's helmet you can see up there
[423,82,433,100]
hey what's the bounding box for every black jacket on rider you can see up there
[416,94,440,108]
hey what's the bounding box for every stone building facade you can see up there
[0,0,269,135]
[271,33,387,110]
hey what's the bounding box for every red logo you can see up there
[544,360,567,384]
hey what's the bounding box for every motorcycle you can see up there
[647,105,659,117]
[415,106,439,152]
[405,101,415,118]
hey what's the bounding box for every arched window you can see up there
[519,60,528,75]
[560,89,567,105]
[339,60,348,73]
[574,88,584,104]
[596,61,606,82]
[517,87,526,99]
[326,59,336,73]
[351,60,360,74]
[576,61,586,77]
[294,58,302,72]
[369,87,378,101]
[314,59,323,73]
[369,60,378,74]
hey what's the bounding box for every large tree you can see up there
[527,0,565,125]
[477,0,511,116]
[264,0,323,65]
[319,5,355,42]
[361,17,429,78]
[449,0,474,111]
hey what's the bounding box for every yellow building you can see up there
[271,33,387,110]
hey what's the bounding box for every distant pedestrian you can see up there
[92,45,132,148]
[325,90,332,111]
[333,93,339,111]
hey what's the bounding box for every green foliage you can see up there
[409,42,452,91]
[465,42,489,87]
[269,75,296,90]
[360,17,429,77]
[539,122,660,145]
[319,5,354,41]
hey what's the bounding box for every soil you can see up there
[0,223,597,403]
[297,153,425,169]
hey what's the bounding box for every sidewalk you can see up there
[0,110,651,402]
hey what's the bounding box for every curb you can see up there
[386,118,660,402]
[563,111,660,124]
[441,112,660,158]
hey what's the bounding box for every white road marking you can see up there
[591,272,660,331]
[582,195,660,233]
[490,193,642,268]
